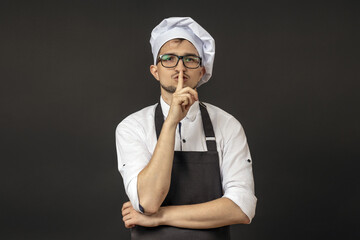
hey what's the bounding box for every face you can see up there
[150,39,205,94]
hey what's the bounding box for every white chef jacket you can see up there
[116,96,257,222]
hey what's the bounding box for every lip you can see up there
[174,76,188,80]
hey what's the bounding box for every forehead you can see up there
[159,39,199,55]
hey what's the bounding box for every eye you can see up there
[161,55,175,62]
[184,56,200,63]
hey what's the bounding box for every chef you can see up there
[116,17,257,240]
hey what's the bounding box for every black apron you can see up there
[131,102,231,240]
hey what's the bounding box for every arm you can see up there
[137,120,177,214]
[220,116,257,223]
[137,71,199,214]
[158,197,250,228]
[152,116,254,228]
[122,197,249,229]
[122,113,256,229]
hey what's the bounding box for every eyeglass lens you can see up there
[160,54,201,68]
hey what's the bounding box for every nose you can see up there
[175,58,187,72]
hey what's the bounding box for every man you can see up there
[116,17,257,240]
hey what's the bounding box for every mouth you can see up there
[173,75,188,81]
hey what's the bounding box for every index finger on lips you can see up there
[176,71,184,92]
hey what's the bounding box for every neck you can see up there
[160,87,172,105]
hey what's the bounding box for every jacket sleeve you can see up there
[220,116,257,222]
[115,117,151,213]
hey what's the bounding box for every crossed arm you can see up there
[119,108,252,229]
[120,119,252,230]
[121,118,251,229]
[122,196,250,229]
[120,72,252,229]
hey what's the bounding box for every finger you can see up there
[122,201,132,211]
[125,224,135,229]
[125,219,135,229]
[181,104,186,113]
[183,95,193,107]
[177,87,199,101]
[179,93,194,107]
[176,71,184,92]
[175,94,190,107]
[126,223,136,228]
[122,208,131,217]
[123,214,132,222]
[191,94,196,103]
[184,97,194,111]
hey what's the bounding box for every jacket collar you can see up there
[160,95,199,122]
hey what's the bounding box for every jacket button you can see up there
[182,139,186,143]
[247,159,251,163]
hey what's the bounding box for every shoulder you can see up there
[116,103,158,136]
[201,101,242,127]
[201,101,245,140]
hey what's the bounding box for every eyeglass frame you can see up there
[156,54,203,69]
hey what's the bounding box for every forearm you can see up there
[137,119,177,213]
[158,197,250,229]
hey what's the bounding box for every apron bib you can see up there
[131,102,230,240]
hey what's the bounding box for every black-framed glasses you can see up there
[157,54,202,69]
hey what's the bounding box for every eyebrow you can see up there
[162,52,200,56]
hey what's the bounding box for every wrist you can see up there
[163,118,178,129]
[156,207,167,226]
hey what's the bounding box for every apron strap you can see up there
[155,101,217,152]
[199,102,217,152]
[155,102,164,140]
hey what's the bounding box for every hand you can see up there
[167,71,199,125]
[121,201,163,229]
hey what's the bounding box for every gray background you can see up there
[1,0,359,239]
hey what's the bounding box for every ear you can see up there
[199,66,206,79]
[150,65,160,81]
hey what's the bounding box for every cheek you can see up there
[158,71,171,81]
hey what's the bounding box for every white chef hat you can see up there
[150,17,215,87]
